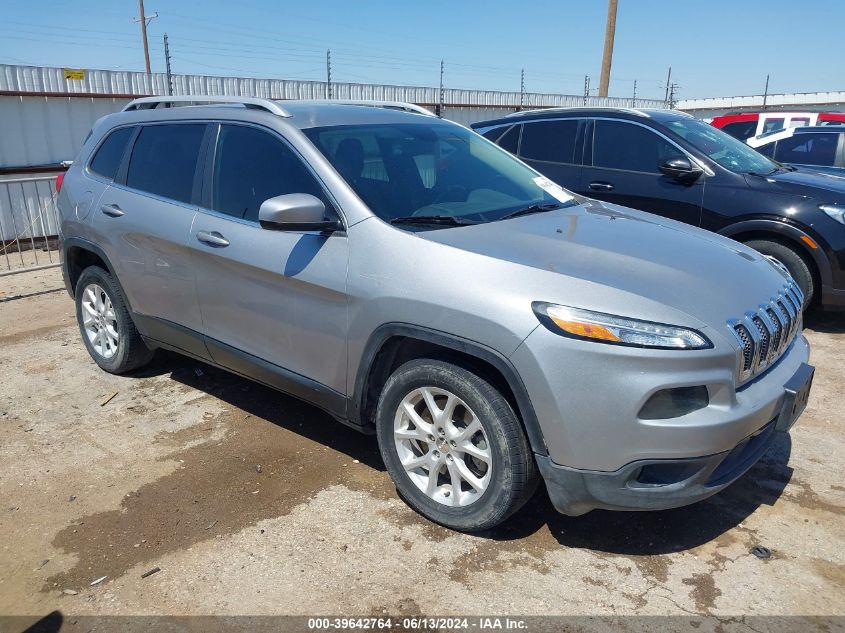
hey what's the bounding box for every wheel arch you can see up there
[63,237,130,303]
[719,219,832,288]
[351,324,548,456]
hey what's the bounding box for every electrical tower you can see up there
[519,68,525,111]
[163,33,173,95]
[326,49,332,99]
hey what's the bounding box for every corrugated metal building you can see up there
[0,63,666,246]
[0,63,665,169]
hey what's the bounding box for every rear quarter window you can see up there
[519,119,579,163]
[89,127,134,180]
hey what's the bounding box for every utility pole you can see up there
[663,66,672,105]
[163,33,173,95]
[519,68,525,111]
[598,0,618,97]
[583,75,590,106]
[632,79,637,108]
[326,49,332,99]
[133,0,158,74]
[762,74,770,110]
[437,60,444,117]
[668,82,679,109]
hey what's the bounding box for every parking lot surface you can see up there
[1,268,843,623]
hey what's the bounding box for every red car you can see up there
[711,112,845,141]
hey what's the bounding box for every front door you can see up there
[578,118,705,227]
[191,123,349,404]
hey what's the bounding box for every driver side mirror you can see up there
[659,156,703,183]
[258,194,342,232]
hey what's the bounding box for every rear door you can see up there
[191,123,349,400]
[579,118,705,226]
[93,122,209,358]
[515,118,583,190]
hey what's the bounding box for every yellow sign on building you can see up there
[63,68,85,81]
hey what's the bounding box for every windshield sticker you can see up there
[533,176,574,203]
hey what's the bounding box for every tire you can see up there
[75,266,154,374]
[376,358,539,532]
[745,239,814,307]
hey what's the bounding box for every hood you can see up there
[745,168,845,200]
[417,200,792,335]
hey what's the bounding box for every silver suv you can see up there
[58,96,814,531]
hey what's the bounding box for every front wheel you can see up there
[376,358,539,531]
[745,239,814,308]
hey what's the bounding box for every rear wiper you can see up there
[390,215,478,226]
[498,202,564,221]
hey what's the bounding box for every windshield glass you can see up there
[665,117,778,174]
[304,122,574,224]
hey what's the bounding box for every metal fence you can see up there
[0,175,62,275]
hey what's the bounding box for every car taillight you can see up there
[56,172,65,193]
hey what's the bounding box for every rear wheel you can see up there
[376,358,538,531]
[745,239,814,308]
[75,266,154,374]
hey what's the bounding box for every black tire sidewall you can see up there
[75,267,137,373]
[745,239,814,306]
[376,359,533,532]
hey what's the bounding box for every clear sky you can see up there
[1,0,841,100]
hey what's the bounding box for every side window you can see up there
[721,120,757,140]
[757,142,776,158]
[761,118,785,135]
[519,120,579,163]
[774,133,839,166]
[126,124,205,204]
[789,118,810,129]
[481,127,507,142]
[592,120,677,173]
[212,124,329,221]
[89,127,134,180]
[496,125,521,153]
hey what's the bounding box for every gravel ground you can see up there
[0,268,843,629]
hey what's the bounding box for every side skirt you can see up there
[134,314,361,431]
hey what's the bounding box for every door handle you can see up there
[196,230,230,248]
[588,182,614,191]
[100,203,125,217]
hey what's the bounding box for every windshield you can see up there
[304,122,574,224]
[665,117,778,174]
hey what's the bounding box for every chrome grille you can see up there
[728,282,804,383]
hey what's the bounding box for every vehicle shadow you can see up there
[488,432,793,554]
[130,351,793,554]
[804,309,845,333]
[130,351,385,473]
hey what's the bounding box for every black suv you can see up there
[472,108,845,309]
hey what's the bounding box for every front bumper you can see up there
[538,418,780,515]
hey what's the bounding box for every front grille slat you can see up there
[729,283,802,383]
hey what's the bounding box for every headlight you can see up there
[532,302,712,350]
[820,204,845,225]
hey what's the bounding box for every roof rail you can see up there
[505,106,652,119]
[327,100,436,117]
[122,95,291,117]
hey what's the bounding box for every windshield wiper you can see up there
[390,215,478,226]
[498,202,564,221]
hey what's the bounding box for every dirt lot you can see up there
[1,268,843,627]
